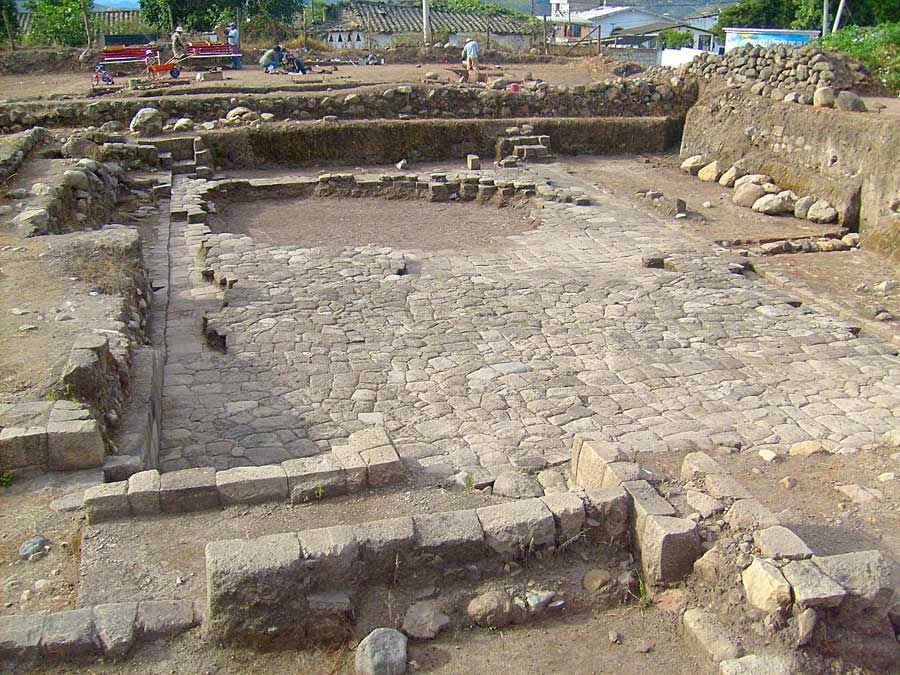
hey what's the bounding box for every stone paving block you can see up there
[413,509,485,561]
[540,492,586,543]
[622,480,675,534]
[753,526,812,561]
[160,467,220,513]
[282,455,345,503]
[703,474,752,499]
[725,499,779,530]
[640,514,701,583]
[476,498,556,557]
[47,419,105,470]
[331,446,368,492]
[680,451,725,480]
[216,465,288,505]
[584,488,632,538]
[0,613,43,661]
[812,550,893,612]
[742,558,792,613]
[572,437,624,488]
[298,525,360,579]
[41,608,97,660]
[83,481,130,524]
[348,426,392,451]
[601,462,644,488]
[93,602,137,658]
[135,600,198,641]
[127,470,161,515]
[360,445,404,487]
[354,516,416,567]
[682,607,744,662]
[782,560,847,609]
[206,533,302,642]
[0,426,48,470]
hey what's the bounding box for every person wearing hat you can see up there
[171,26,187,60]
[225,22,242,69]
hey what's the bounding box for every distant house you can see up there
[548,4,666,43]
[321,1,539,51]
[683,11,720,32]
[607,20,717,51]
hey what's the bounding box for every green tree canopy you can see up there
[139,0,303,32]
[660,29,693,48]
[25,0,96,47]
[717,0,900,32]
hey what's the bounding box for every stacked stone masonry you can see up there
[204,488,631,644]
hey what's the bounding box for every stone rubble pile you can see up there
[679,44,869,111]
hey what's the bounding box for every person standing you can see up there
[171,26,187,60]
[225,22,242,70]
[462,37,479,80]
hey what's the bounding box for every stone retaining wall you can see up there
[0,81,698,134]
[204,487,631,646]
[0,126,49,182]
[83,426,405,522]
[202,116,681,169]
[681,89,900,260]
[0,599,198,665]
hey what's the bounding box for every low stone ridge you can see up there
[0,600,197,664]
[204,493,628,644]
[84,428,405,522]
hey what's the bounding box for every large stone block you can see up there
[724,499,779,530]
[41,608,98,660]
[572,437,624,488]
[782,560,847,609]
[584,487,632,538]
[206,534,302,643]
[354,516,416,568]
[742,558,792,613]
[46,419,105,470]
[812,550,893,612]
[298,524,360,583]
[682,607,744,662]
[413,509,485,561]
[135,600,197,641]
[540,492,585,543]
[0,614,43,661]
[602,462,643,487]
[0,426,48,470]
[216,465,288,505]
[160,467,219,513]
[93,602,137,658]
[360,445,404,487]
[640,515,701,583]
[623,480,675,534]
[282,455,345,503]
[127,469,161,515]
[331,446,367,492]
[752,526,812,561]
[348,426,392,451]
[476,498,556,557]
[680,451,725,480]
[83,481,130,524]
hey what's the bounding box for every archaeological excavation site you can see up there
[0,36,899,675]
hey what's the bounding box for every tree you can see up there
[1,0,18,49]
[660,29,693,48]
[25,0,97,47]
[716,0,798,30]
[139,0,303,31]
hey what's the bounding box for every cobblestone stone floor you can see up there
[159,165,900,476]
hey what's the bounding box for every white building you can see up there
[549,5,668,42]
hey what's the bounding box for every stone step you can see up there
[171,160,197,175]
[152,136,196,161]
[513,144,550,161]
[204,489,632,645]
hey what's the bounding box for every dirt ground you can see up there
[0,62,603,102]
[210,195,534,251]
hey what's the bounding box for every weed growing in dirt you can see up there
[63,242,138,296]
[0,472,13,487]
[464,474,475,493]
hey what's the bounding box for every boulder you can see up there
[61,137,101,160]
[733,183,767,208]
[173,118,194,132]
[752,192,793,216]
[680,155,706,175]
[807,200,838,223]
[742,558,792,613]
[813,87,835,108]
[492,470,544,499]
[129,108,162,135]
[793,195,817,219]
[466,589,524,627]
[355,628,408,675]
[697,161,722,182]
[835,90,867,112]
[734,174,772,189]
[718,163,746,188]
[401,601,450,640]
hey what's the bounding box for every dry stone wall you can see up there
[0,80,698,134]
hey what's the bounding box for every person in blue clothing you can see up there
[225,22,242,70]
[462,37,479,74]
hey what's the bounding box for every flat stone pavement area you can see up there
[159,163,900,476]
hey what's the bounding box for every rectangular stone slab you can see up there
[83,481,130,524]
[160,467,220,513]
[476,498,556,557]
[0,614,44,661]
[127,469,161,515]
[782,560,847,609]
[40,608,97,660]
[216,465,289,505]
[413,509,485,561]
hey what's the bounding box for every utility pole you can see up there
[832,0,846,33]
[422,0,431,45]
[822,0,829,36]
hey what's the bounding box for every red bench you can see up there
[184,42,241,60]
[99,45,160,65]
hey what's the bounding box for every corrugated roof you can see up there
[333,2,538,36]
[616,20,714,35]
